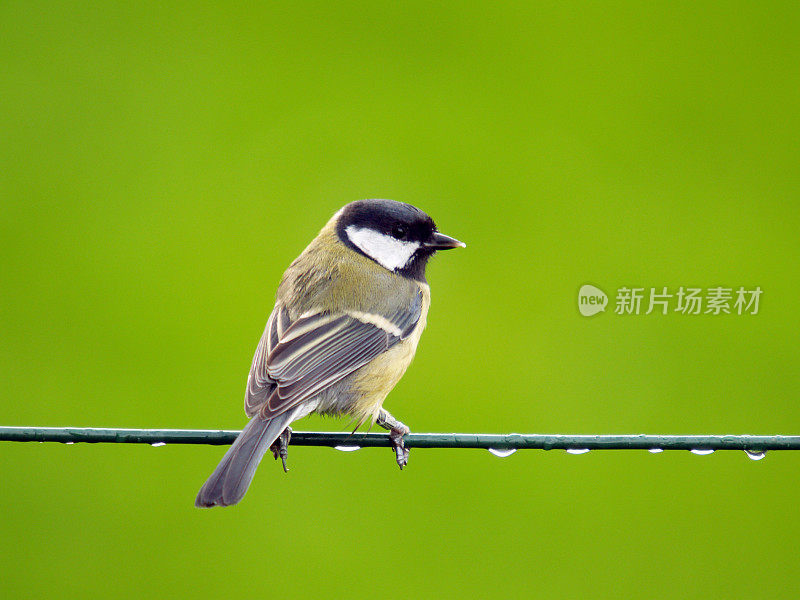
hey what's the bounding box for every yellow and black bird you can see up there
[196,199,464,507]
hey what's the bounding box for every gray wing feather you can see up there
[244,309,279,417]
[394,289,423,337]
[245,289,423,420]
[269,331,390,410]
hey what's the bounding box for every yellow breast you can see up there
[348,282,430,426]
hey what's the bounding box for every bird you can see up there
[195,199,464,507]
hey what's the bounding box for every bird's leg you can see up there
[270,426,292,473]
[376,409,410,469]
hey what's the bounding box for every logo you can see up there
[578,284,608,316]
[578,284,762,317]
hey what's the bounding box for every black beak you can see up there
[424,231,466,250]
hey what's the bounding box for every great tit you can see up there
[195,199,464,508]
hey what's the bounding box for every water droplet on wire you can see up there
[565,448,590,454]
[690,448,715,455]
[488,448,517,457]
[648,448,664,453]
[334,445,361,452]
[150,442,166,447]
[745,450,766,461]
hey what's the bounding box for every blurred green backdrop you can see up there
[2,1,799,597]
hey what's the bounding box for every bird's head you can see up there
[335,199,465,281]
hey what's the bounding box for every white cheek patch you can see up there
[345,225,420,271]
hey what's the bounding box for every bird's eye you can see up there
[391,224,408,240]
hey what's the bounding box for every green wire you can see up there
[0,427,797,451]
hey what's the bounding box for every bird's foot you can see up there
[389,425,410,469]
[376,409,410,469]
[270,426,292,472]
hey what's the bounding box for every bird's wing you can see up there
[244,291,422,419]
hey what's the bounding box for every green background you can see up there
[2,2,799,597]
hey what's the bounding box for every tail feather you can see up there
[195,412,295,508]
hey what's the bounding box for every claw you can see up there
[270,427,292,472]
[389,425,410,469]
[376,409,411,469]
